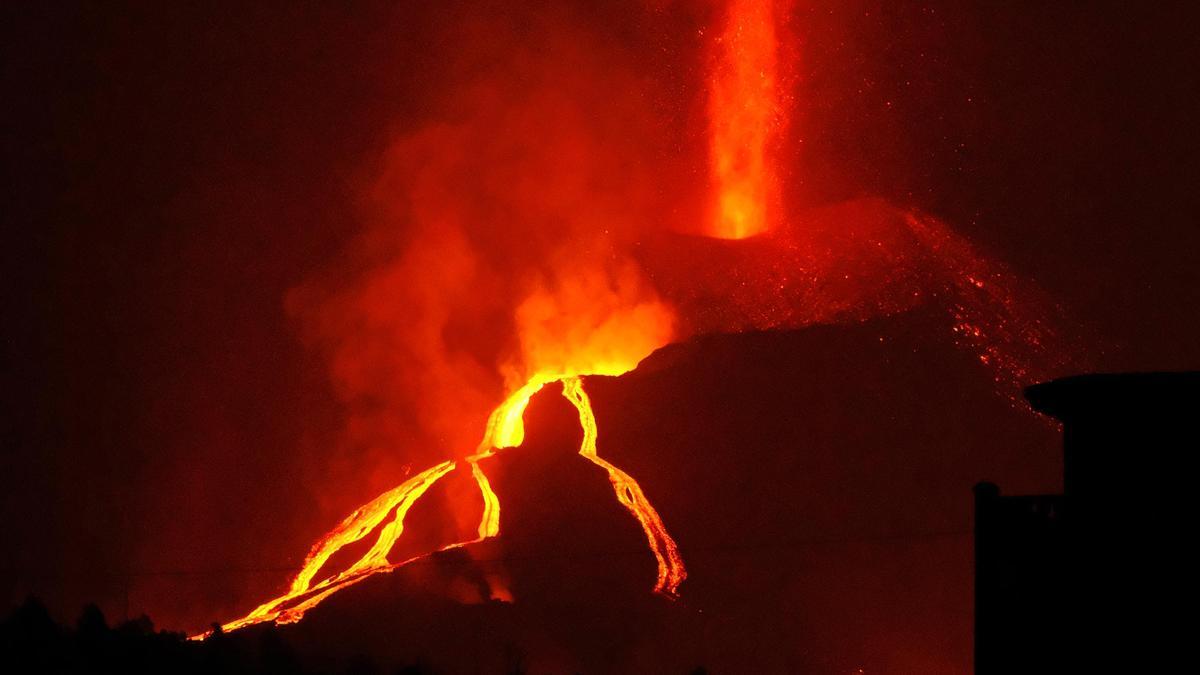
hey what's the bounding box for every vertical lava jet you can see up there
[707,0,784,239]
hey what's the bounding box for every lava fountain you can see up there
[707,0,784,239]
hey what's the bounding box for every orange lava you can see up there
[197,374,682,638]
[707,0,782,239]
[195,460,457,636]
[562,377,686,596]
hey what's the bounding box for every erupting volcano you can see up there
[200,0,1080,638]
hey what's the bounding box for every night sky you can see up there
[3,1,1198,672]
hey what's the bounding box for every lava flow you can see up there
[200,372,683,637]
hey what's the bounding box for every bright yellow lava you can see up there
[562,377,686,596]
[196,376,684,638]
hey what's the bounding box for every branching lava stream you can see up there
[195,375,683,638]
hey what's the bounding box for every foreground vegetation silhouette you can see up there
[2,598,712,674]
[0,598,420,675]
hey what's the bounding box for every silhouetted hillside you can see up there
[0,597,314,675]
[220,310,1062,674]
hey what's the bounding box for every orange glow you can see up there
[707,0,782,239]
[198,271,683,637]
[506,262,676,387]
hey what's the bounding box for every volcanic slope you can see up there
[251,309,1060,675]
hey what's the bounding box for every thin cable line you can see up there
[4,528,971,579]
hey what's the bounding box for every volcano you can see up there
[6,1,1199,673]
[173,1,1094,665]
[219,309,1060,674]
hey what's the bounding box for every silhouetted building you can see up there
[976,371,1200,674]
[974,484,1066,673]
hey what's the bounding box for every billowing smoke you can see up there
[287,1,1078,492]
[285,6,681,473]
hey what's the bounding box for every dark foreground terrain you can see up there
[7,313,1067,673]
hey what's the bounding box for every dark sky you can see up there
[2,0,1198,670]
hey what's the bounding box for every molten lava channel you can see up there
[196,376,684,637]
